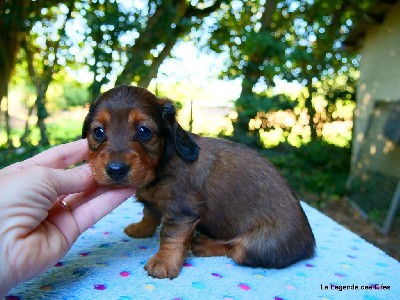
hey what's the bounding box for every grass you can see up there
[0,114,82,169]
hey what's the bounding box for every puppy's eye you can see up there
[93,126,105,142]
[137,126,152,141]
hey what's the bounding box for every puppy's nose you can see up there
[105,162,130,180]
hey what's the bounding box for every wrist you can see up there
[0,277,12,299]
[0,243,15,298]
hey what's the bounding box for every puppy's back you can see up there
[194,137,311,238]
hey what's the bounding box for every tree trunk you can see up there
[0,2,23,140]
[232,0,278,141]
[115,1,182,86]
[20,102,35,145]
[115,0,223,87]
[22,39,51,146]
[138,29,182,88]
[36,83,50,146]
[5,96,13,147]
[20,1,74,146]
[305,78,318,141]
[0,0,53,105]
[0,35,18,107]
[0,5,21,105]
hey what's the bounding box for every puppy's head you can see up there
[82,85,199,188]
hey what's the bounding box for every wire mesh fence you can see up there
[348,101,400,234]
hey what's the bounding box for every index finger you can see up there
[3,139,88,174]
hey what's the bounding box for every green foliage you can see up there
[204,0,376,143]
[1,1,373,157]
[0,144,50,170]
[236,93,297,118]
[232,92,298,146]
[296,140,350,172]
[82,0,140,99]
[319,70,358,122]
[60,81,90,109]
[46,119,82,144]
[266,140,351,203]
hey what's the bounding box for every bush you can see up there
[266,140,351,204]
[59,82,89,109]
[0,144,50,169]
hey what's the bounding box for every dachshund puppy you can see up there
[83,85,315,279]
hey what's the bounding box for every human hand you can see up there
[0,139,135,296]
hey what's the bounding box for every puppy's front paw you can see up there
[124,222,156,238]
[144,252,181,279]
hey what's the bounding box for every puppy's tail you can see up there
[229,218,315,269]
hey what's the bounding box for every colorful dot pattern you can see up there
[7,199,400,299]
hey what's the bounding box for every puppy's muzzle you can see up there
[106,161,130,180]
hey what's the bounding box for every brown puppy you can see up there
[83,85,315,279]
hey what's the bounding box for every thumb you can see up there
[47,164,95,198]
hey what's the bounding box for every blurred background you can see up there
[0,0,399,258]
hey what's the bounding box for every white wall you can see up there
[352,2,400,162]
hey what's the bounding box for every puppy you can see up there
[83,85,315,279]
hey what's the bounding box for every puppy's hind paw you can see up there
[191,234,212,256]
[124,222,156,238]
[191,234,232,257]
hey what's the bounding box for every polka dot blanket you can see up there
[7,198,399,300]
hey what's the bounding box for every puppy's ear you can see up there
[82,102,97,138]
[162,100,199,162]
